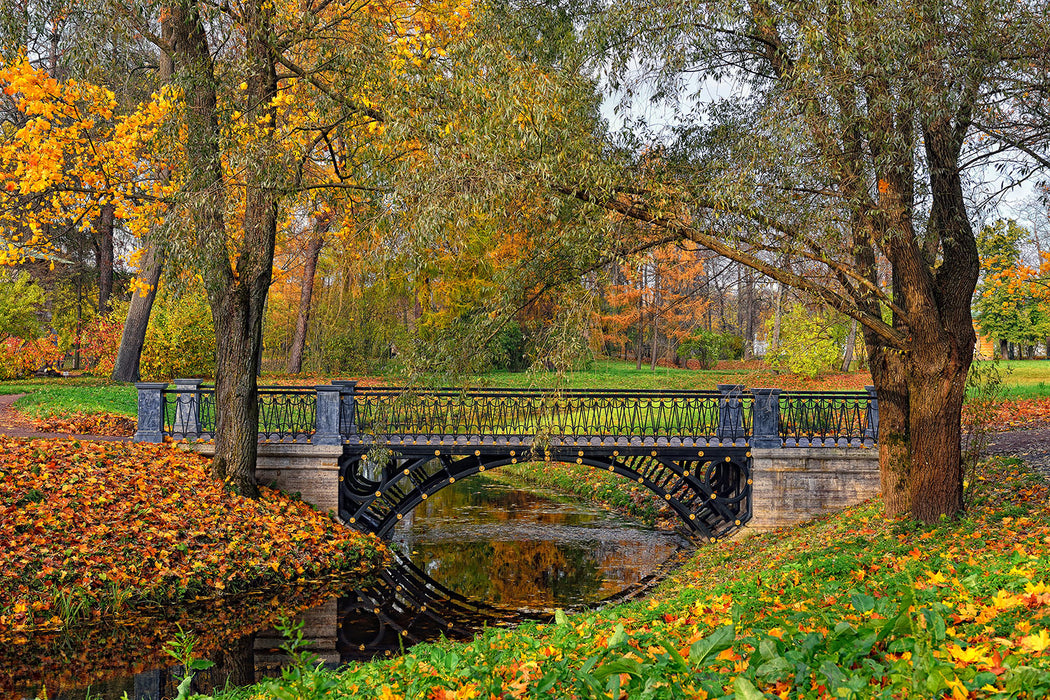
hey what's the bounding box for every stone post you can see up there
[133,382,168,443]
[172,378,205,437]
[750,388,782,449]
[864,385,879,442]
[313,385,343,446]
[332,380,358,435]
[717,383,745,443]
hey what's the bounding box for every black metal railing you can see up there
[779,391,877,446]
[348,388,739,441]
[160,385,316,442]
[137,382,878,447]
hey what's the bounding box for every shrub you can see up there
[0,336,61,379]
[139,284,216,380]
[766,304,848,378]
[677,330,743,369]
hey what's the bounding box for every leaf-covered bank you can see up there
[196,457,1050,699]
[0,439,388,640]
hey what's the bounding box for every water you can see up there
[5,473,686,699]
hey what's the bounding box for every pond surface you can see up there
[7,473,686,699]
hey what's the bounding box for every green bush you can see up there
[139,282,217,380]
[766,304,848,378]
[491,320,529,371]
[676,330,743,369]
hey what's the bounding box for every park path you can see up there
[0,393,131,442]
[985,427,1050,480]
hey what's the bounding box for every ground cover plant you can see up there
[0,438,388,642]
[189,456,1050,699]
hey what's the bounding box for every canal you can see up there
[7,471,687,699]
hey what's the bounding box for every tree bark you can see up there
[635,268,644,370]
[111,12,173,383]
[650,266,659,371]
[286,222,326,374]
[111,242,165,382]
[94,203,115,314]
[840,318,857,372]
[171,0,280,497]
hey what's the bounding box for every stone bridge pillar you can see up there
[747,387,881,532]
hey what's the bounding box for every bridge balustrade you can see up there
[134,381,879,448]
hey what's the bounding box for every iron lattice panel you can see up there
[162,386,316,442]
[338,446,752,541]
[349,389,742,443]
[778,391,876,446]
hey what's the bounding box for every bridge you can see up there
[134,381,880,539]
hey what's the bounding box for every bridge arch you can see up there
[338,447,752,540]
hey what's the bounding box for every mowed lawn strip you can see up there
[0,438,388,639]
[205,457,1050,699]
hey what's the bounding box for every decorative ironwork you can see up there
[348,388,740,445]
[161,385,315,442]
[139,381,880,538]
[338,446,751,541]
[778,391,876,446]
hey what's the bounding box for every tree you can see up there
[109,0,474,494]
[560,0,1050,521]
[975,219,1050,356]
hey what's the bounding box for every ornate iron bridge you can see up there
[135,381,879,541]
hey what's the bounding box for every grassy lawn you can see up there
[417,359,873,392]
[1,359,1041,423]
[0,377,138,419]
[195,457,1050,699]
[992,360,1050,400]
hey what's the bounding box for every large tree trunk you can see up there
[286,224,326,374]
[111,242,165,381]
[95,203,115,314]
[171,0,279,497]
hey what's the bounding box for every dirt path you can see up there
[985,427,1050,479]
[0,393,130,442]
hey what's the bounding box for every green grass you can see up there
[190,457,1050,699]
[986,360,1050,400]
[0,377,137,418]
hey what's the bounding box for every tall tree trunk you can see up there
[111,243,165,381]
[95,203,115,314]
[635,269,644,370]
[286,223,326,374]
[111,14,173,383]
[840,318,857,372]
[650,267,659,371]
[171,0,280,497]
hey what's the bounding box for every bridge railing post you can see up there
[864,385,879,443]
[133,382,168,443]
[314,385,343,445]
[332,380,358,436]
[172,378,205,438]
[750,388,782,448]
[717,383,745,443]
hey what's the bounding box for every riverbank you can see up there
[496,461,669,528]
[0,438,388,641]
[195,455,1050,698]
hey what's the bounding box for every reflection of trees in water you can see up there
[8,585,340,700]
[403,474,680,608]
